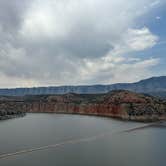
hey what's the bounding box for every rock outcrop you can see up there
[0,97,25,120]
[0,90,166,122]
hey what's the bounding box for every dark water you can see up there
[0,113,165,166]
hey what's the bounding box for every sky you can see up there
[0,0,165,88]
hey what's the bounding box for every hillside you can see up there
[0,90,166,122]
[0,76,165,97]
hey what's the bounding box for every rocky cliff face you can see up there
[1,90,165,122]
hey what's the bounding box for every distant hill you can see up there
[0,76,166,97]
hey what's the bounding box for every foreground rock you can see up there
[0,90,166,122]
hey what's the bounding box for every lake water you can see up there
[0,113,165,166]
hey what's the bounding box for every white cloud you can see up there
[156,16,161,20]
[78,27,159,84]
[150,0,161,7]
[20,1,73,39]
[123,27,158,51]
[79,56,159,84]
[110,58,160,83]
[0,0,162,87]
[0,72,40,88]
[20,0,154,40]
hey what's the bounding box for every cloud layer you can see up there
[0,0,163,87]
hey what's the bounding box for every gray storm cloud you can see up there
[0,0,163,87]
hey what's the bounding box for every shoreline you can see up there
[0,113,26,121]
[27,111,166,123]
[0,111,165,123]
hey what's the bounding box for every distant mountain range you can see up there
[0,76,166,97]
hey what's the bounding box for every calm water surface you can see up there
[0,113,165,166]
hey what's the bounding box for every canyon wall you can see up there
[0,90,166,122]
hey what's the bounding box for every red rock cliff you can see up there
[22,90,166,121]
[0,90,166,121]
